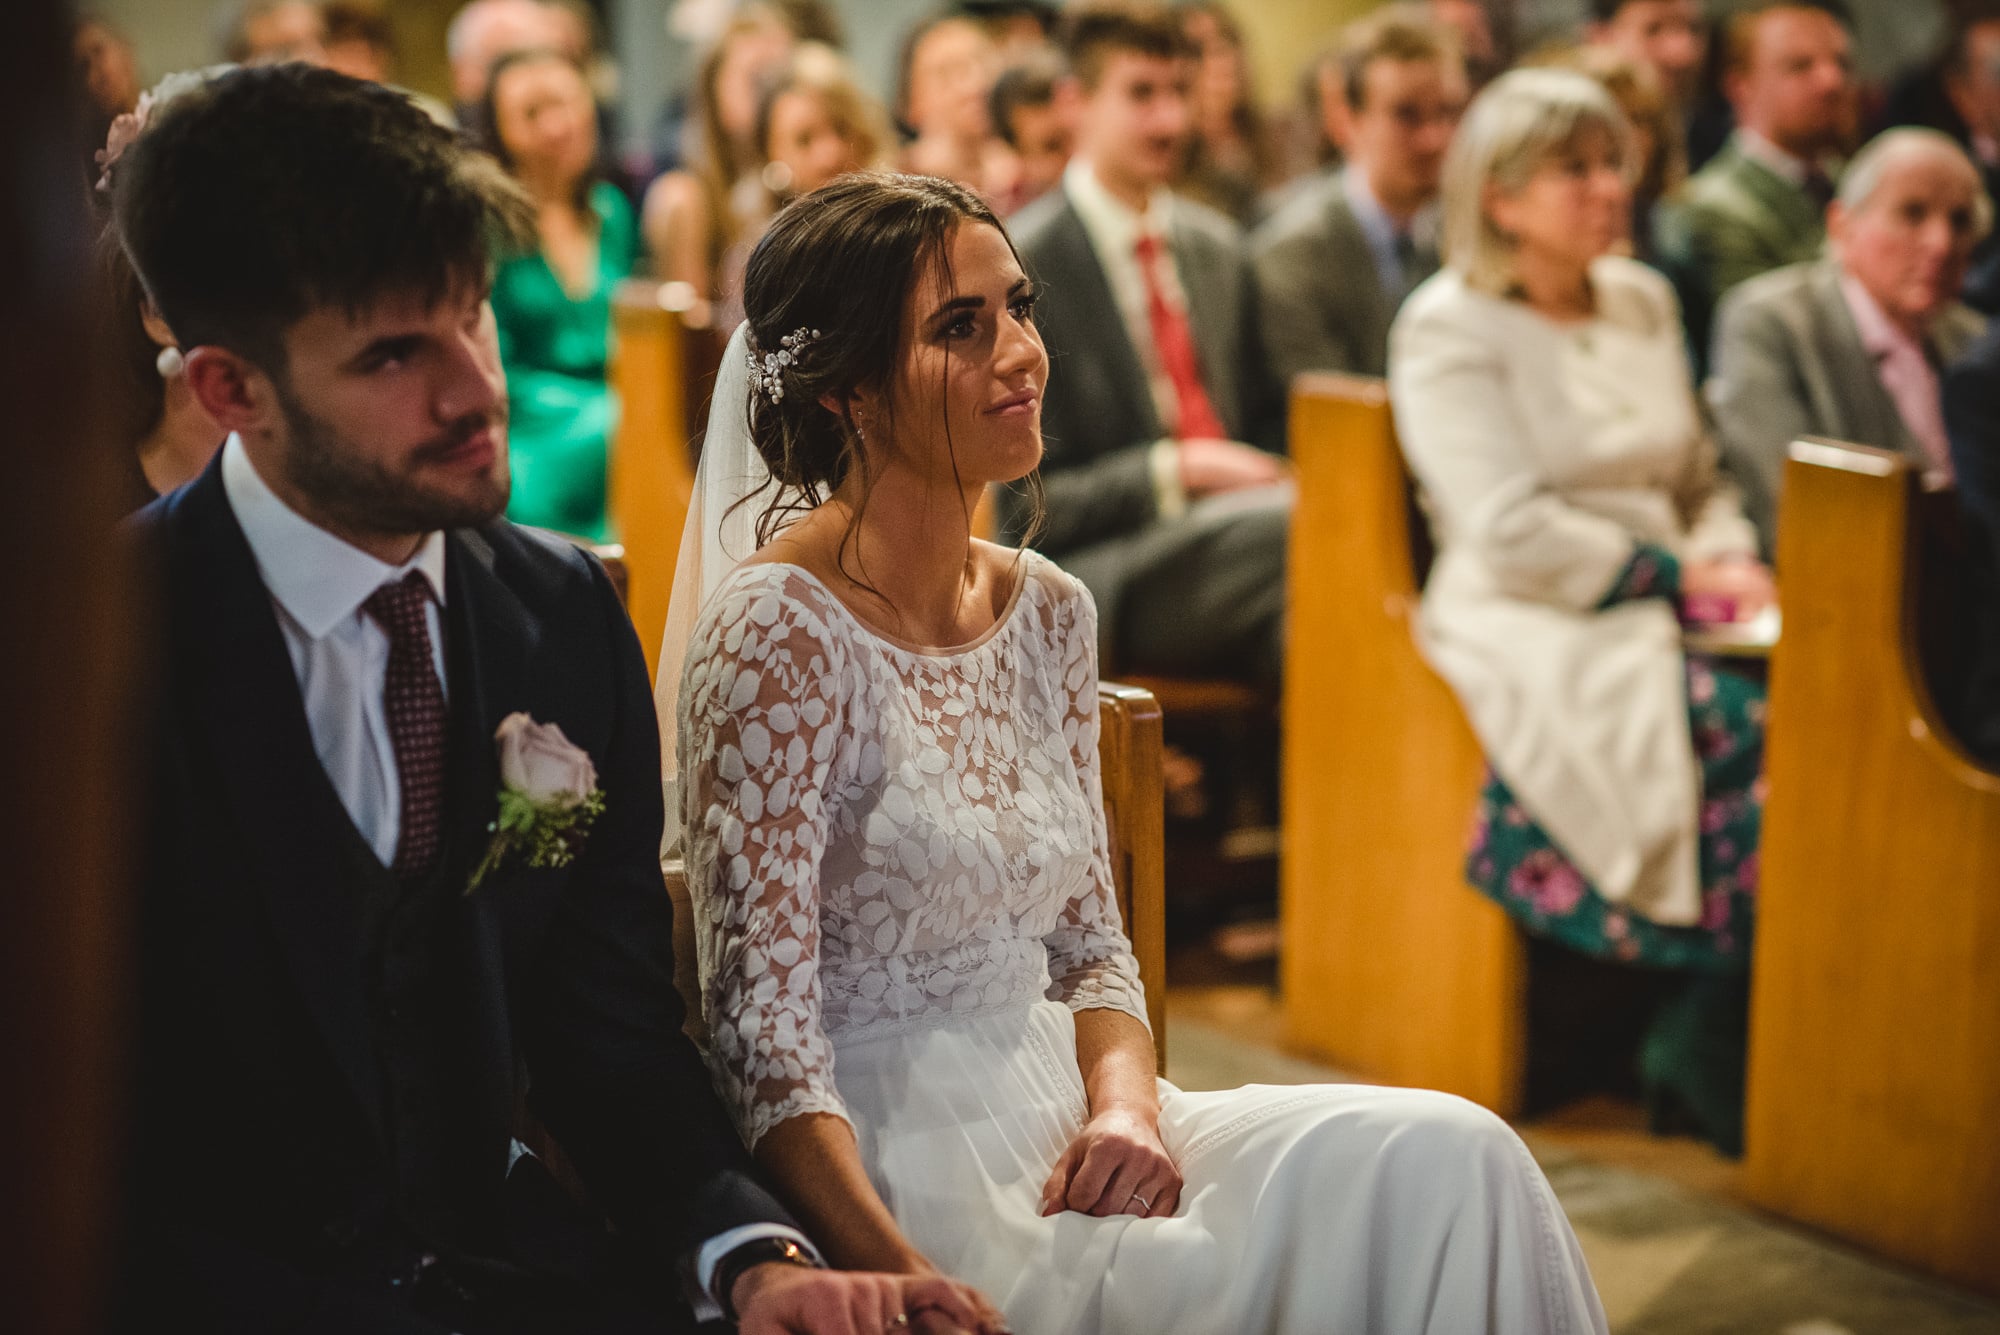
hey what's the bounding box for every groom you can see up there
[115,64,947,1334]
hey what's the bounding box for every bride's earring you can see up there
[155,345,184,378]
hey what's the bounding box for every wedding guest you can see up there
[1544,45,1688,303]
[1390,68,1774,1154]
[769,0,846,48]
[321,1,395,83]
[1252,8,1465,384]
[1943,9,2000,312]
[990,47,1075,211]
[640,7,793,314]
[1008,2,1285,691]
[72,13,141,150]
[1671,2,1856,335]
[1585,0,1706,114]
[671,168,1609,1335]
[698,43,891,328]
[1943,320,2000,765]
[322,2,457,125]
[897,11,1020,200]
[101,245,225,503]
[222,0,327,65]
[113,62,966,1335]
[480,48,638,541]
[756,45,890,209]
[1708,128,1989,557]
[1175,3,1280,225]
[446,0,569,117]
[92,67,229,503]
[1429,0,1500,87]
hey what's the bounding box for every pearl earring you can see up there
[155,346,184,378]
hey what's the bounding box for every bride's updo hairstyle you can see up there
[738,171,1035,544]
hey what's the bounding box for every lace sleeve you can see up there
[1041,578,1151,1029]
[680,573,853,1148]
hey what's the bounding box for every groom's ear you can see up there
[183,345,281,436]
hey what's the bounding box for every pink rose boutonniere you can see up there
[465,713,607,892]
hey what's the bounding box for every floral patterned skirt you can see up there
[1466,656,1765,974]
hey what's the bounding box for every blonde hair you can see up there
[1439,67,1635,295]
[1541,45,1685,203]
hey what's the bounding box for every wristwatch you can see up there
[714,1236,819,1321]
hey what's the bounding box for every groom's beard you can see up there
[277,384,511,536]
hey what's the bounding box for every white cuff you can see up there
[1149,438,1188,521]
[689,1223,825,1322]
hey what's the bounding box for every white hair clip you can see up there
[746,327,821,404]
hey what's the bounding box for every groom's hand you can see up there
[732,1263,1009,1335]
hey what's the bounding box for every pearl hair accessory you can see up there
[155,346,185,378]
[746,327,820,404]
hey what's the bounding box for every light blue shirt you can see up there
[1342,169,1438,299]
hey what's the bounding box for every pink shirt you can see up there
[1839,273,1954,483]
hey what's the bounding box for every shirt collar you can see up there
[1065,156,1174,256]
[1344,167,1439,241]
[1735,128,1814,187]
[1838,271,1923,361]
[220,433,448,640]
[1343,168,1398,250]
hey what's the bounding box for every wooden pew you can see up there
[664,683,1169,1070]
[608,281,725,679]
[1278,374,1525,1115]
[1744,438,2000,1299]
[1097,682,1171,1064]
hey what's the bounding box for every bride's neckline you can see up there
[735,555,1037,660]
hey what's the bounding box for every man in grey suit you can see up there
[1708,128,1990,557]
[1251,9,1465,385]
[1006,3,1284,689]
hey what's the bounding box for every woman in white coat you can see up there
[1389,69,1775,1155]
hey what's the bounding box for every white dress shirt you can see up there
[1063,157,1198,517]
[1063,156,1190,430]
[222,434,447,866]
[223,434,818,1314]
[1734,128,1815,187]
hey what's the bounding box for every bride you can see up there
[659,172,1608,1335]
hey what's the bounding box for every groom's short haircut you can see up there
[113,62,532,371]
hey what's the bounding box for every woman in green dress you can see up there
[481,48,637,541]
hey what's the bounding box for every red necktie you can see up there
[1133,232,1229,441]
[364,571,448,879]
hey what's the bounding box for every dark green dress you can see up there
[491,181,638,542]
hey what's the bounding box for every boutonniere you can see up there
[465,713,607,893]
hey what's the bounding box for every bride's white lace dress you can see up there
[681,551,1607,1335]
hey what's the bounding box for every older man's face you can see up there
[1834,153,1986,333]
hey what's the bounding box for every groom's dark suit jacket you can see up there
[119,458,793,1332]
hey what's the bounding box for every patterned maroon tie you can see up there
[363,571,447,879]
